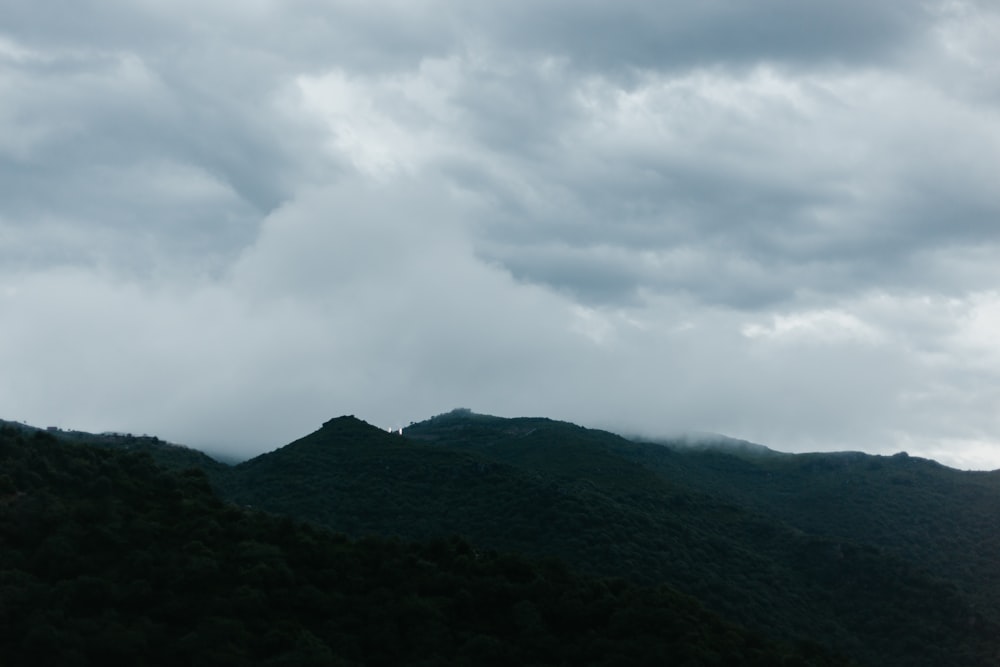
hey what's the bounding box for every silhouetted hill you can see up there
[215,410,999,666]
[635,431,782,457]
[621,443,1000,623]
[9,411,1000,665]
[407,410,1000,619]
[0,422,848,666]
[0,418,227,476]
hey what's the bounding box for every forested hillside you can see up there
[0,424,846,666]
[215,411,998,666]
[6,410,999,666]
[617,436,1000,620]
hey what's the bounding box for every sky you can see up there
[2,1,1000,469]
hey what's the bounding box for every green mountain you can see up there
[7,410,1000,665]
[0,422,846,666]
[212,410,999,667]
[0,418,227,475]
[609,438,1000,622]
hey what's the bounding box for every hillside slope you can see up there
[216,412,998,666]
[1,423,845,666]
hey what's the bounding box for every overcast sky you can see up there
[2,1,999,468]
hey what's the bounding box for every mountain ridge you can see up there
[5,410,1000,665]
[216,409,999,666]
[4,421,850,666]
[7,411,992,472]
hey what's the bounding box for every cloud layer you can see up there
[2,1,1000,468]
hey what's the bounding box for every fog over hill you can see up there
[3,0,1000,470]
[6,409,1000,664]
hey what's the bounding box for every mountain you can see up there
[632,431,782,457]
[584,434,1000,624]
[0,421,846,666]
[8,410,1000,665]
[0,418,227,475]
[215,410,999,667]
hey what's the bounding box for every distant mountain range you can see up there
[3,410,999,665]
[6,419,852,665]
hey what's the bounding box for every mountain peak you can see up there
[312,415,391,440]
[321,415,370,429]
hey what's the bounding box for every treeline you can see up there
[215,416,998,667]
[0,426,848,666]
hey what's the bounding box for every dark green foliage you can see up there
[8,409,1000,666]
[627,444,1000,619]
[213,412,1000,666]
[0,424,846,666]
[0,418,228,476]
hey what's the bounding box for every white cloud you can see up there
[741,309,884,344]
[2,0,1000,470]
[951,292,1000,367]
[297,70,434,176]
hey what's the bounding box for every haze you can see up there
[2,1,999,469]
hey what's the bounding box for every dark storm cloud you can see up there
[455,59,1000,308]
[2,0,1000,469]
[460,1,928,71]
[0,16,329,276]
[2,0,985,295]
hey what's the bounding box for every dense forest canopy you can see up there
[0,424,850,666]
[3,410,999,665]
